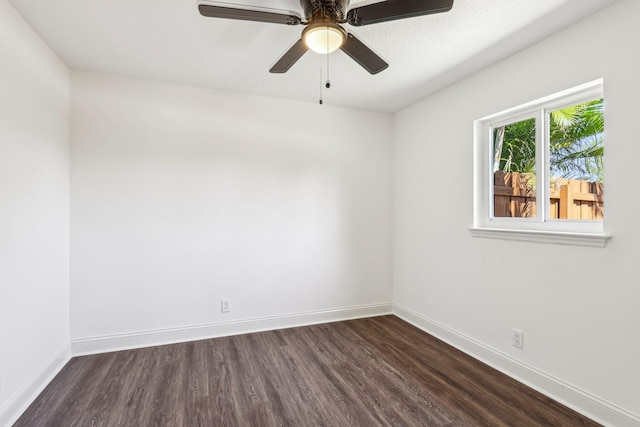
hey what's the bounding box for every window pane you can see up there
[549,99,604,220]
[492,118,536,218]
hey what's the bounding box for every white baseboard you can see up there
[393,304,640,427]
[0,345,71,427]
[71,303,393,356]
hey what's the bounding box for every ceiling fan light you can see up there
[303,24,345,54]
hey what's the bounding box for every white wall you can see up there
[70,71,393,347]
[0,0,70,425]
[393,0,639,424]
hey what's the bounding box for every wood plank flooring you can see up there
[14,315,602,426]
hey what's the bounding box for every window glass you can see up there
[492,118,536,218]
[549,99,604,220]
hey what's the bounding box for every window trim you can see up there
[472,79,610,246]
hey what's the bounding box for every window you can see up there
[472,79,609,246]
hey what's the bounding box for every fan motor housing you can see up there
[300,0,350,22]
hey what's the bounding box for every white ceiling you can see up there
[8,0,619,113]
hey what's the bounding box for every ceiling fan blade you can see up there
[269,39,308,73]
[198,2,302,25]
[340,33,388,74]
[347,0,453,27]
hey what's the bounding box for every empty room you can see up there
[1,0,639,426]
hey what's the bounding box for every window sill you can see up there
[469,227,611,247]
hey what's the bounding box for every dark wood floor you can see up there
[15,315,601,426]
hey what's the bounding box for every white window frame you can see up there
[471,79,610,247]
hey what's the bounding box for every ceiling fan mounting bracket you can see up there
[301,0,350,23]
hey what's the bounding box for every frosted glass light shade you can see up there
[303,24,346,54]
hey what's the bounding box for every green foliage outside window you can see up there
[493,99,604,182]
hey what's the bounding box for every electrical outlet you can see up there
[512,329,524,349]
[221,299,230,313]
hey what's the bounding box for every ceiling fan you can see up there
[198,0,454,74]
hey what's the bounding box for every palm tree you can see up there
[549,99,603,181]
[493,118,536,173]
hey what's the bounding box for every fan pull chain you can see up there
[325,29,331,90]
[318,29,333,105]
[319,62,323,105]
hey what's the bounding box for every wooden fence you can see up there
[494,171,604,219]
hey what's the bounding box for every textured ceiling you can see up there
[8,0,619,113]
